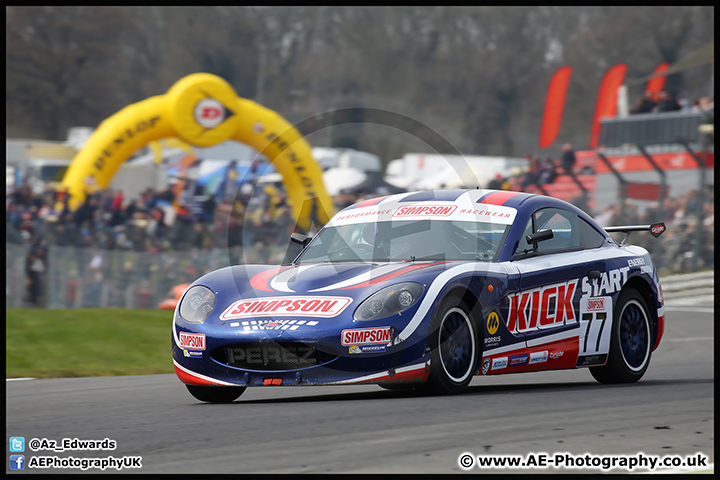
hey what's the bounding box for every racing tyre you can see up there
[425,296,479,395]
[186,385,247,403]
[590,288,652,384]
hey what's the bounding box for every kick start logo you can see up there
[507,279,578,333]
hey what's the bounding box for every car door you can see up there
[510,207,608,364]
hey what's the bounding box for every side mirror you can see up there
[526,229,553,245]
[290,232,312,247]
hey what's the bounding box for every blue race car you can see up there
[172,189,666,402]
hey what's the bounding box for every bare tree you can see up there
[6,6,138,139]
[5,6,714,161]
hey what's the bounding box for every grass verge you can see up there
[6,308,174,378]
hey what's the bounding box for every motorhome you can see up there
[385,153,529,190]
[312,147,382,173]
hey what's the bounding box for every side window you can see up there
[515,216,534,255]
[515,208,581,256]
[537,209,578,253]
[579,217,606,248]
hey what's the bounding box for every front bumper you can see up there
[172,319,432,387]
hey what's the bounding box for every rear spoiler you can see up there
[604,222,666,243]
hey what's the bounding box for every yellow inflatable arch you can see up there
[61,73,334,231]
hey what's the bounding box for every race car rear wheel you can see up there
[186,385,247,403]
[590,288,652,384]
[426,296,479,394]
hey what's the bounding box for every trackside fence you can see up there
[4,243,714,310]
[7,243,290,309]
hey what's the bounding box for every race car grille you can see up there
[221,342,337,370]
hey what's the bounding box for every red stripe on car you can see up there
[653,314,664,351]
[353,364,429,385]
[249,266,293,292]
[339,261,451,290]
[174,364,221,386]
[478,191,519,206]
[351,196,389,209]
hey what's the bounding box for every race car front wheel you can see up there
[426,296,479,394]
[590,288,652,384]
[186,385,247,403]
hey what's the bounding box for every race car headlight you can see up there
[354,282,424,321]
[179,286,216,324]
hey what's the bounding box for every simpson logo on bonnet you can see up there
[220,296,353,320]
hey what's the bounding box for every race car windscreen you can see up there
[294,219,510,264]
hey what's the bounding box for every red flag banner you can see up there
[645,62,669,102]
[589,63,627,149]
[625,182,669,201]
[539,66,573,149]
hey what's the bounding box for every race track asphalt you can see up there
[6,305,714,474]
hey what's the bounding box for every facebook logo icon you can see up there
[9,454,25,470]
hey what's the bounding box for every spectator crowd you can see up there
[590,185,714,274]
[630,92,714,116]
[6,182,297,256]
[6,181,299,307]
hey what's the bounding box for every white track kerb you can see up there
[659,271,714,307]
